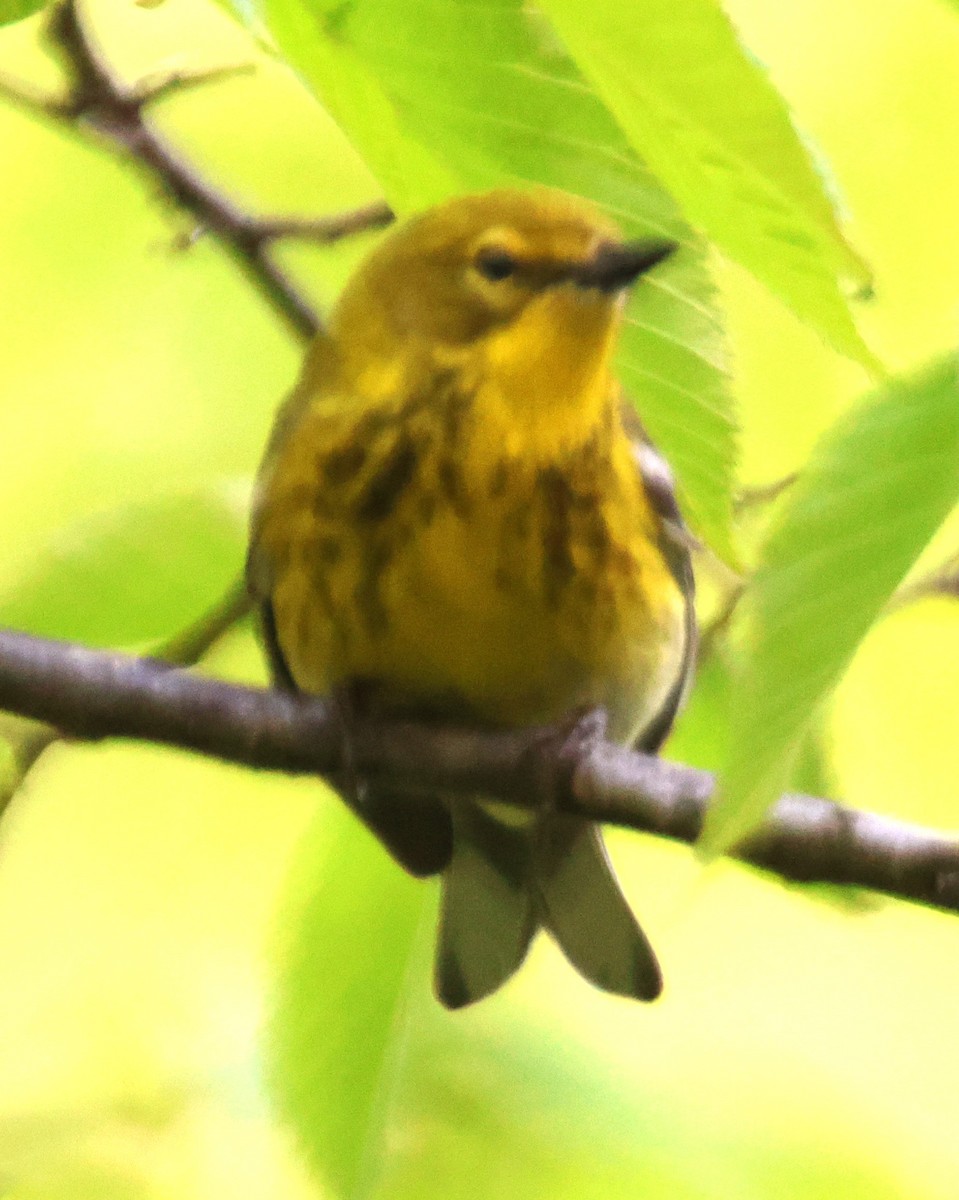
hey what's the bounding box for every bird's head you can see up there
[330,188,676,402]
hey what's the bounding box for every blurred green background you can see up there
[0,0,958,1195]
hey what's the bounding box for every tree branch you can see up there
[0,579,253,819]
[0,626,956,914]
[0,0,393,341]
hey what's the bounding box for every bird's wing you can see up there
[246,354,454,879]
[621,403,698,753]
[246,333,336,603]
[246,374,313,693]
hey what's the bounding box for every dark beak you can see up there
[574,239,677,293]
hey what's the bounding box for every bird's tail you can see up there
[435,801,662,1008]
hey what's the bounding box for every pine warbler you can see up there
[248,188,696,1007]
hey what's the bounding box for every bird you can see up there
[247,187,696,1008]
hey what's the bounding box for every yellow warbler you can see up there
[248,188,695,1008]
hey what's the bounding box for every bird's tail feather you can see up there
[534,815,662,1001]
[435,802,661,1008]
[435,802,537,1008]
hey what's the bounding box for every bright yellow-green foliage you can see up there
[2,0,959,1195]
[251,189,686,739]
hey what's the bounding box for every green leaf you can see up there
[538,0,879,372]
[259,0,459,211]
[0,0,48,25]
[704,355,959,855]
[0,486,246,650]
[663,648,733,772]
[258,0,737,557]
[384,1018,718,1199]
[788,718,838,800]
[667,639,838,797]
[371,995,909,1200]
[267,800,431,1199]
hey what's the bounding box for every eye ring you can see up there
[475,248,517,282]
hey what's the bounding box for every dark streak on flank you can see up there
[438,457,470,517]
[488,458,512,498]
[336,405,392,449]
[571,427,607,493]
[583,507,614,571]
[316,535,342,565]
[322,438,368,485]
[396,388,433,425]
[538,466,576,606]
[357,436,420,522]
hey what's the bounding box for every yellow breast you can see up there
[253,373,687,744]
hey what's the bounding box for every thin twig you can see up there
[734,472,799,513]
[0,626,957,914]
[0,0,389,805]
[1,0,394,341]
[156,576,253,666]
[0,69,71,117]
[254,204,395,244]
[697,581,745,661]
[126,61,257,106]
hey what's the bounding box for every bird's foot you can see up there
[525,705,610,815]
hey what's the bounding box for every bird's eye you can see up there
[475,248,517,282]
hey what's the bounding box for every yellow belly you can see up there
[262,419,687,744]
